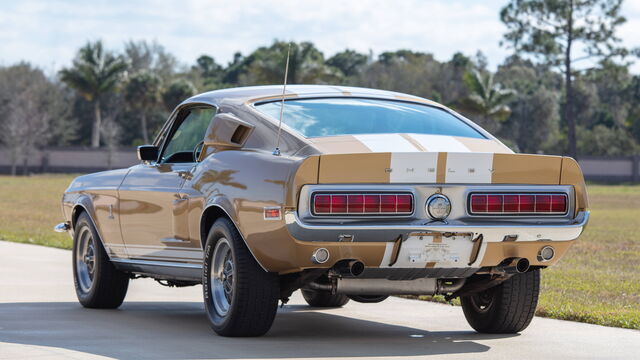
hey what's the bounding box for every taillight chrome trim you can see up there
[468,193,569,216]
[311,192,415,216]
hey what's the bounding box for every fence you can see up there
[0,147,638,183]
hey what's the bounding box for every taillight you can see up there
[469,193,567,215]
[313,193,413,215]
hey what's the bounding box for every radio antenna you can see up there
[273,42,291,156]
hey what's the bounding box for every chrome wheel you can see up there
[211,237,234,316]
[75,227,95,293]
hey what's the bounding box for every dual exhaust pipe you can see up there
[337,257,531,277]
[501,257,530,274]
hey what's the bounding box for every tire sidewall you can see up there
[203,220,238,330]
[460,284,502,326]
[72,214,102,303]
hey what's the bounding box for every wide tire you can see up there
[301,289,350,307]
[460,269,540,333]
[203,218,279,337]
[72,212,129,308]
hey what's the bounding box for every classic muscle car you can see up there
[56,85,589,337]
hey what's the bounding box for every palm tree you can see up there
[458,69,516,132]
[125,70,162,143]
[59,41,127,147]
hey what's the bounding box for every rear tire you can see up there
[72,212,129,308]
[460,269,540,333]
[301,289,350,307]
[203,218,279,337]
[348,295,389,303]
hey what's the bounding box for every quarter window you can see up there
[162,107,216,163]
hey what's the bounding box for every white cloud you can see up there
[0,0,638,74]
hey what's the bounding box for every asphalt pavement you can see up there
[0,240,638,360]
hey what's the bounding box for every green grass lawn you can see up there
[0,175,639,329]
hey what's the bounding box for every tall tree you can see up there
[242,41,341,85]
[124,40,178,83]
[457,70,516,133]
[193,55,224,89]
[326,49,368,78]
[500,0,630,159]
[162,79,197,111]
[59,41,127,147]
[125,70,162,143]
[0,64,54,175]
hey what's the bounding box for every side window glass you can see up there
[162,107,216,163]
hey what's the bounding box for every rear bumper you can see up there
[281,211,588,272]
[286,211,589,243]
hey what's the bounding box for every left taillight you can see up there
[312,193,413,215]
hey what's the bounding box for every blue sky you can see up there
[1,0,639,74]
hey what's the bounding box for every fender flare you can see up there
[201,197,268,271]
[70,196,111,260]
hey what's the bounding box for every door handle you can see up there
[177,171,192,180]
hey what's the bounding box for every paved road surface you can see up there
[0,241,638,359]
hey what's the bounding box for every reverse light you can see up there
[469,193,567,215]
[313,193,413,215]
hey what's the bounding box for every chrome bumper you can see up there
[285,211,590,243]
[53,222,70,233]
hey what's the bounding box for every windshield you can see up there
[254,98,485,139]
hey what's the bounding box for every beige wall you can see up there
[0,147,139,172]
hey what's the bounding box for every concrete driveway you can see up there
[0,240,638,360]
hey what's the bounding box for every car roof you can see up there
[185,84,446,108]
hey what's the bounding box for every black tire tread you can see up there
[301,289,350,307]
[460,269,540,333]
[205,218,279,337]
[74,212,129,309]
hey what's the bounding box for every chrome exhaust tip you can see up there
[501,257,530,274]
[348,260,365,277]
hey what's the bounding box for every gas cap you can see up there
[426,194,451,220]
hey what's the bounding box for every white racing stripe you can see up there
[354,134,419,152]
[390,152,438,183]
[445,152,494,183]
[409,134,470,152]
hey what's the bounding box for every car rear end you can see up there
[285,151,588,296]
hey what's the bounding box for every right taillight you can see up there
[469,193,567,215]
[313,193,413,215]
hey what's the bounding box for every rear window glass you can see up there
[255,98,485,139]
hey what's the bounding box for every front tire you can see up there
[203,218,279,337]
[460,269,540,333]
[72,212,129,308]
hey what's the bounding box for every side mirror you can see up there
[200,113,254,159]
[137,145,159,162]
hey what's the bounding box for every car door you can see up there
[118,105,216,263]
